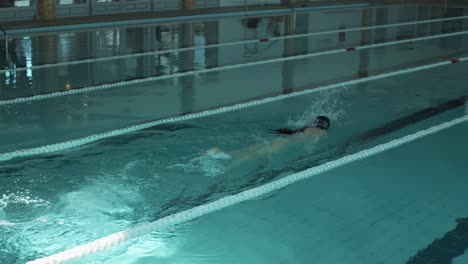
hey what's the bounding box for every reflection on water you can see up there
[1,4,466,100]
[2,37,33,89]
[0,22,217,98]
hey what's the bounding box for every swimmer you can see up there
[207,116,331,167]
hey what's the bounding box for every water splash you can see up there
[0,193,49,226]
[0,169,149,263]
[285,89,347,129]
[0,193,50,209]
[0,219,14,226]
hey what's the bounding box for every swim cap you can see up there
[315,116,331,130]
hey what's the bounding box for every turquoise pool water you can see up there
[1,66,467,263]
[1,3,468,264]
[75,116,468,264]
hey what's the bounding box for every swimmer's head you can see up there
[314,116,331,130]
[270,115,330,135]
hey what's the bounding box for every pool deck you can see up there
[1,0,466,33]
[2,0,377,33]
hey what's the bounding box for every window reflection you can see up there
[22,37,33,81]
[2,36,33,90]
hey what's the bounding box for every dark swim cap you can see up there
[315,116,331,130]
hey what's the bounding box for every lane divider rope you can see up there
[27,114,468,264]
[0,56,466,162]
[2,14,468,74]
[1,29,468,107]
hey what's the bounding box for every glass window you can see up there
[58,0,87,4]
[0,0,33,7]
[14,0,31,7]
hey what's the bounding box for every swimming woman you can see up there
[206,116,331,168]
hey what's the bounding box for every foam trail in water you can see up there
[169,150,232,177]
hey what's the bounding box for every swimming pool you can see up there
[1,3,468,264]
[1,4,468,152]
